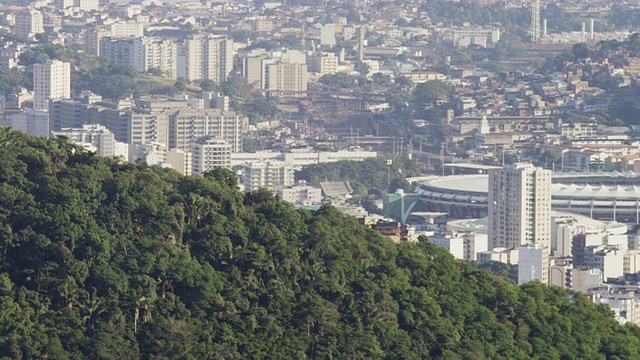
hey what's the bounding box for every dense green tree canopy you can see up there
[295,158,423,196]
[413,80,451,108]
[1,128,640,359]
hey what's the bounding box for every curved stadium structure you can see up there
[415,171,640,223]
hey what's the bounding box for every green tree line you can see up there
[295,158,422,196]
[1,128,640,358]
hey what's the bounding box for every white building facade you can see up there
[242,161,294,192]
[192,137,232,175]
[488,163,552,249]
[34,60,71,111]
[14,9,44,39]
[177,34,233,83]
[518,244,550,285]
[52,124,116,158]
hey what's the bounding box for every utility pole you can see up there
[387,159,393,187]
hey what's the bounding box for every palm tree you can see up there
[184,193,212,226]
[82,288,105,330]
[134,296,155,333]
[0,126,24,148]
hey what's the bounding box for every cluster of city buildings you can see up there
[2,56,376,194]
[418,162,640,326]
[2,0,640,326]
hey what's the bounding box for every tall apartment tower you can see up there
[34,60,71,111]
[83,26,110,56]
[100,37,145,71]
[177,34,233,83]
[488,163,552,250]
[264,62,308,97]
[168,109,244,153]
[99,37,177,78]
[51,124,116,158]
[14,9,44,39]
[530,0,541,43]
[192,137,232,175]
[145,38,178,79]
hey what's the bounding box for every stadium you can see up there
[414,172,640,223]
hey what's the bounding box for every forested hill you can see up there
[1,128,640,359]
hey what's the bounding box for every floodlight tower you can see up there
[531,0,541,43]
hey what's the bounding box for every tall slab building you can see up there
[177,34,233,83]
[488,163,552,250]
[34,60,71,111]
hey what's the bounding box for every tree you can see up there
[389,177,412,193]
[552,50,576,71]
[394,75,413,91]
[319,73,357,89]
[346,9,360,24]
[385,88,411,112]
[538,150,561,168]
[244,92,279,124]
[413,80,451,107]
[0,129,639,359]
[220,72,252,111]
[199,79,218,92]
[572,42,589,59]
[372,73,392,86]
[146,68,164,76]
[174,78,187,92]
[395,18,409,27]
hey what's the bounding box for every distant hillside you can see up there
[1,128,639,359]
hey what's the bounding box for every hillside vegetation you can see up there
[1,128,640,359]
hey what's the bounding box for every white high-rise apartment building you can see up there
[145,38,177,79]
[34,60,71,110]
[75,0,99,12]
[84,23,143,56]
[83,26,110,56]
[308,52,338,75]
[488,163,552,250]
[168,109,244,153]
[11,109,49,138]
[128,112,169,146]
[166,149,192,176]
[52,124,116,157]
[14,9,44,39]
[176,34,233,83]
[277,183,322,205]
[100,37,177,78]
[518,244,550,285]
[242,161,294,192]
[110,22,144,38]
[100,36,145,71]
[192,137,232,175]
[265,62,308,97]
